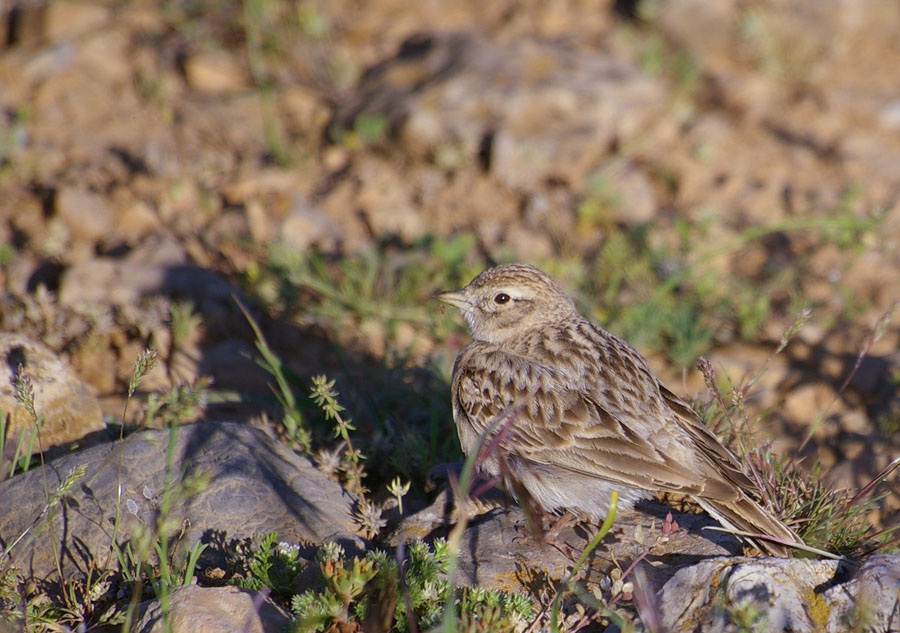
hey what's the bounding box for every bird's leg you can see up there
[543,509,578,543]
[513,508,578,546]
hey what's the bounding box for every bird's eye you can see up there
[494,293,511,304]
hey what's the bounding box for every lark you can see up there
[438,263,803,556]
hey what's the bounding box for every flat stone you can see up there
[390,488,741,593]
[0,421,363,579]
[44,2,110,42]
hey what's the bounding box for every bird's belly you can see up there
[505,458,649,521]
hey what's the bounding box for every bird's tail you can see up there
[694,493,803,557]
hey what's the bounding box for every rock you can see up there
[355,156,424,241]
[55,185,115,245]
[490,46,662,193]
[657,555,900,633]
[135,585,289,633]
[0,421,363,579]
[879,99,900,131]
[78,28,132,85]
[583,159,659,225]
[279,199,343,252]
[280,85,330,136]
[0,333,106,469]
[390,489,742,593]
[184,51,250,96]
[394,487,900,628]
[114,196,164,244]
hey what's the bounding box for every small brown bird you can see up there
[438,263,802,556]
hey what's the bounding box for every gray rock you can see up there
[0,421,362,580]
[391,488,741,593]
[657,555,900,633]
[135,584,289,633]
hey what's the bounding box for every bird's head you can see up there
[436,263,578,345]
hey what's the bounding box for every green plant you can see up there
[111,421,210,633]
[233,533,304,598]
[761,455,899,556]
[292,542,378,631]
[0,561,20,625]
[260,233,476,335]
[310,375,366,495]
[0,108,27,178]
[584,221,717,366]
[578,207,879,368]
[330,112,388,150]
[0,462,93,629]
[243,0,290,165]
[286,539,532,633]
[22,564,122,630]
[0,411,40,478]
[726,598,769,633]
[240,300,312,451]
[387,476,411,515]
[168,301,202,355]
[140,378,210,427]
[576,172,624,234]
[5,369,45,476]
[546,493,620,633]
[612,11,701,110]
[0,368,103,630]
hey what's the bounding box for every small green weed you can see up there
[233,533,304,598]
[139,378,210,427]
[282,539,532,633]
[309,375,365,494]
[241,301,312,451]
[330,112,389,150]
[727,597,769,633]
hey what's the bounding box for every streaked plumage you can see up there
[438,263,802,556]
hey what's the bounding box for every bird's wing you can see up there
[659,385,757,493]
[453,344,729,498]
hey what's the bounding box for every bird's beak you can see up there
[435,290,469,311]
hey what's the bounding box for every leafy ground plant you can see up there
[233,536,534,633]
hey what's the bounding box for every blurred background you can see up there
[0,0,897,531]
